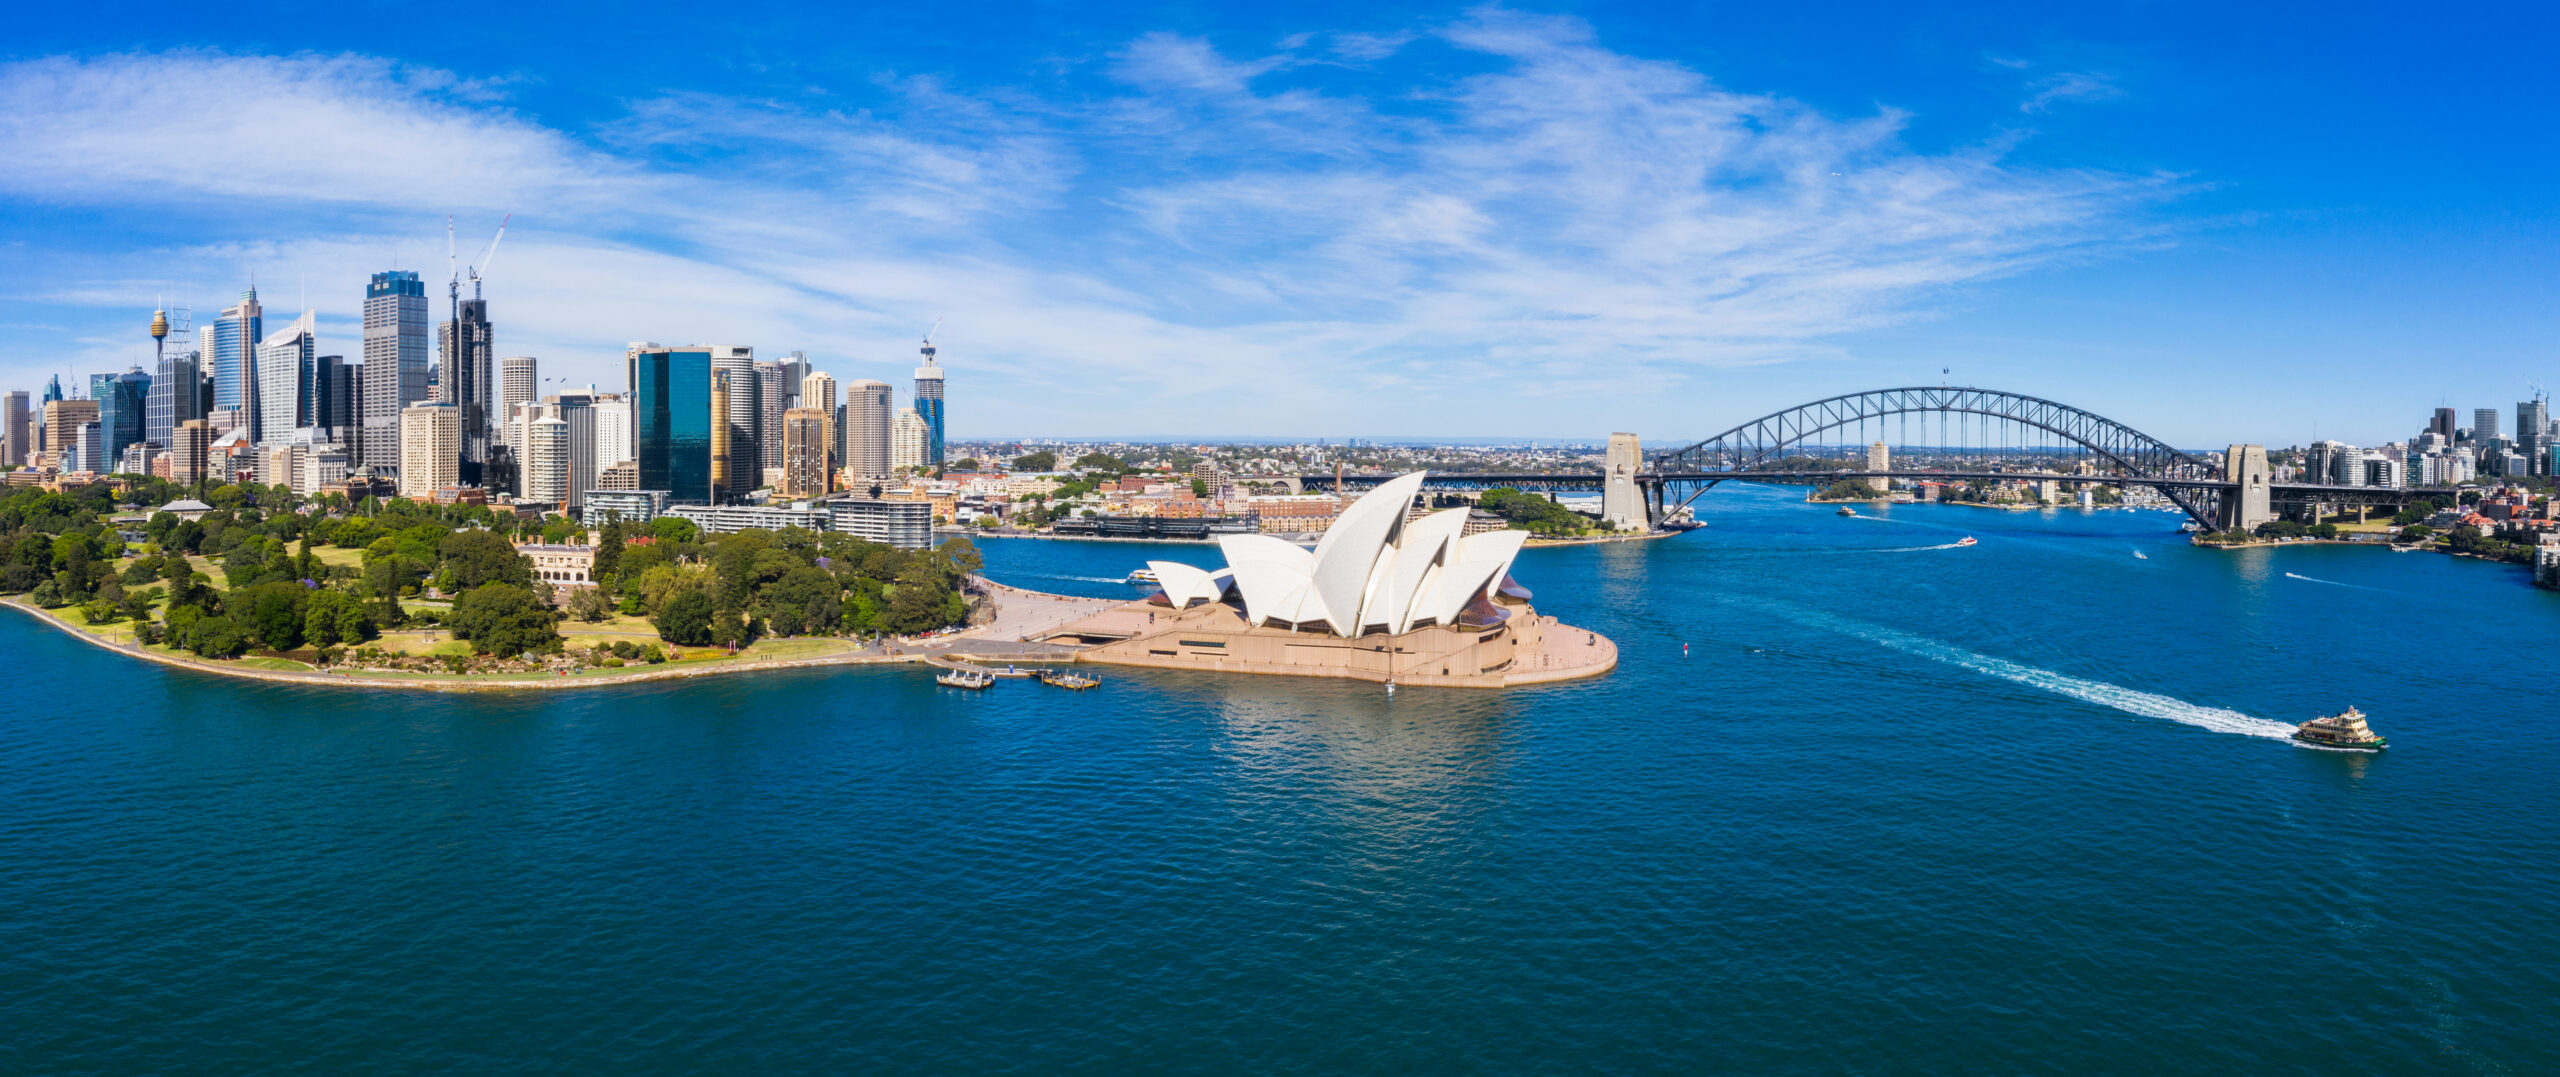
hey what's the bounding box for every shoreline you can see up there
[2,597,938,693]
[11,576,1625,692]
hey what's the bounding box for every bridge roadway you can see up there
[1304,469,2460,521]
[1295,387,2460,530]
[1309,469,2454,496]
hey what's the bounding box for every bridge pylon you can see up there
[2219,444,2271,532]
[1602,432,1648,531]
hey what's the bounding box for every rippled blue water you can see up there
[5,485,2557,1073]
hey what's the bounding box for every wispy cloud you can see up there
[2022,70,2124,113]
[0,11,2182,435]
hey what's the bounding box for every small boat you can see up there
[1836,506,1857,517]
[2132,550,2148,560]
[2293,706,2386,751]
[1955,536,1977,547]
[1126,568,1160,585]
[935,669,994,689]
[1039,669,1099,690]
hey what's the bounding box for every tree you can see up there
[594,524,625,585]
[1073,451,1126,472]
[651,516,701,544]
[654,589,715,646]
[234,581,308,651]
[951,457,981,472]
[187,614,248,659]
[1012,451,1056,472]
[566,586,613,622]
[1192,477,1210,497]
[440,529,532,590]
[446,583,561,656]
[710,607,751,648]
[764,565,841,636]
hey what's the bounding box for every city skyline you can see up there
[2,2,2554,445]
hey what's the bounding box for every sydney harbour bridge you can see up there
[1304,386,2460,532]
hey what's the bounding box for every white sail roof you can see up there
[1195,472,1520,638]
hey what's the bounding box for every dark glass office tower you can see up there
[313,355,354,442]
[439,298,494,483]
[146,348,201,448]
[632,347,712,504]
[91,368,151,469]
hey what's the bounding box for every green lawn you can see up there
[233,656,314,671]
[741,638,857,662]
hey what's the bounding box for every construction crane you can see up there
[469,214,510,300]
[921,317,942,362]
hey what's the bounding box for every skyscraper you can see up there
[209,289,262,424]
[170,420,214,485]
[2520,398,2551,475]
[3,390,27,466]
[891,406,927,474]
[781,408,829,498]
[801,372,837,485]
[913,337,945,466]
[711,367,763,502]
[147,346,202,450]
[757,361,789,476]
[550,390,596,512]
[44,398,100,468]
[631,347,713,504]
[498,356,538,454]
[92,368,150,470]
[709,346,757,489]
[592,394,633,469]
[2475,407,2503,443]
[439,298,494,481]
[2430,407,2457,441]
[362,271,430,470]
[398,402,460,499]
[313,355,354,442]
[843,379,891,480]
[525,415,570,507]
[255,310,316,444]
[779,351,810,409]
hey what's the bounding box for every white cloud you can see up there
[2022,70,2124,113]
[0,15,2181,436]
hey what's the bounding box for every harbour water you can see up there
[5,484,2556,1072]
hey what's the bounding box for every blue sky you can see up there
[2,1,2553,446]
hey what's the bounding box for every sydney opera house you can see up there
[1044,473,1617,688]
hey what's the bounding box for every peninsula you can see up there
[1,471,1612,691]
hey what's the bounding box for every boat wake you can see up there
[1033,574,1146,585]
[1770,606,2297,741]
[1848,541,1974,554]
[2284,572,2382,591]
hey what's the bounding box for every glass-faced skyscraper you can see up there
[255,310,316,444]
[632,347,712,504]
[209,290,262,422]
[363,271,431,469]
[91,368,150,470]
[439,298,494,482]
[913,338,944,467]
[146,348,201,449]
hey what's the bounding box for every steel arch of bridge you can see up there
[1647,386,2226,526]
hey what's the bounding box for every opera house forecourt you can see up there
[1042,472,1618,687]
